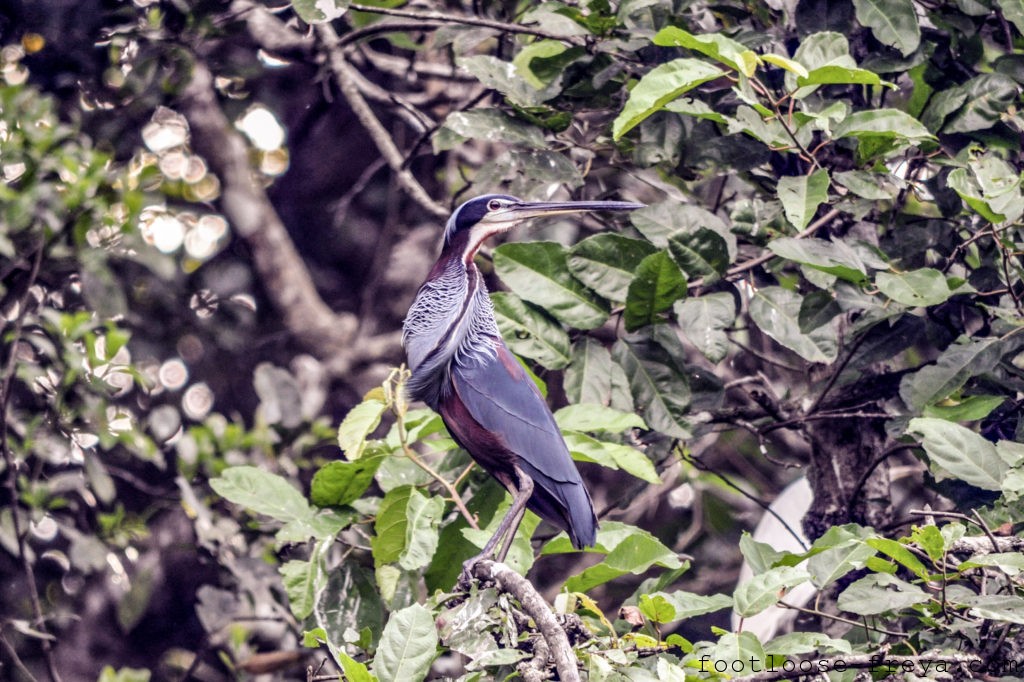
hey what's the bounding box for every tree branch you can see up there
[317,23,449,220]
[472,560,581,682]
[348,3,586,45]
[179,59,366,371]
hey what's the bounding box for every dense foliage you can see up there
[2,0,1024,680]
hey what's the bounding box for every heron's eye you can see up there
[487,199,502,211]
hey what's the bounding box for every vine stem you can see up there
[396,422,479,530]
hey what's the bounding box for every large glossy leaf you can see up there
[836,573,928,615]
[210,466,309,524]
[337,398,386,460]
[563,431,659,483]
[777,170,830,231]
[942,74,1020,134]
[675,293,735,363]
[806,540,876,588]
[630,202,734,253]
[563,338,634,411]
[963,595,1024,625]
[280,556,323,620]
[748,286,838,363]
[315,562,385,651]
[613,59,725,139]
[567,233,656,301]
[733,565,811,617]
[612,336,691,438]
[458,55,560,108]
[372,604,438,682]
[434,109,545,152]
[852,0,920,56]
[875,268,952,307]
[490,292,571,370]
[768,237,867,283]
[561,523,683,592]
[667,228,730,280]
[493,241,609,329]
[624,251,687,331]
[372,486,444,570]
[311,453,386,507]
[640,590,733,622]
[796,64,883,87]
[999,0,1024,35]
[554,404,647,432]
[653,27,758,76]
[899,337,1006,410]
[834,109,933,140]
[907,418,1008,490]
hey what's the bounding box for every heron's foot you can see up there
[456,553,489,592]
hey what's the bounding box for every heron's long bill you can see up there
[503,200,645,221]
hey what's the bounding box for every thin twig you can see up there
[777,601,907,638]
[348,3,586,44]
[396,423,479,530]
[317,23,449,220]
[0,630,39,682]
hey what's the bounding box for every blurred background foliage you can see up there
[1,0,1024,679]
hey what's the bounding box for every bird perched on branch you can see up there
[402,194,644,576]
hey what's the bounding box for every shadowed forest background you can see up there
[2,0,1024,680]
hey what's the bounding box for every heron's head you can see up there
[443,193,645,261]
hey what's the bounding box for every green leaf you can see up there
[563,523,683,592]
[899,337,1005,410]
[280,558,322,620]
[765,632,852,656]
[457,55,560,108]
[739,533,787,575]
[837,573,929,615]
[768,237,867,283]
[493,241,609,329]
[963,595,1024,625]
[624,251,688,331]
[337,398,387,460]
[641,590,733,622]
[833,109,934,140]
[277,508,356,545]
[612,336,691,438]
[563,431,660,483]
[667,228,730,281]
[652,27,759,76]
[777,170,830,231]
[834,170,901,200]
[910,524,946,562]
[554,404,647,432]
[563,338,633,411]
[797,64,883,87]
[734,565,811,616]
[630,202,733,250]
[852,0,921,56]
[491,292,571,370]
[314,563,385,652]
[865,537,929,581]
[567,233,656,302]
[311,453,385,507]
[875,268,952,307]
[675,293,735,363]
[761,53,809,78]
[748,286,838,363]
[942,74,1020,134]
[959,552,1024,577]
[923,395,1005,421]
[907,418,1007,490]
[613,59,725,139]
[434,110,545,152]
[372,604,438,682]
[372,486,444,570]
[806,540,877,588]
[291,0,349,23]
[799,290,842,333]
[210,466,310,524]
[708,633,767,678]
[998,0,1024,35]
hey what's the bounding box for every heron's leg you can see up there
[496,465,533,563]
[458,465,534,587]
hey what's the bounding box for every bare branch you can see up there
[348,3,586,45]
[179,60,360,365]
[317,23,449,220]
[472,560,581,682]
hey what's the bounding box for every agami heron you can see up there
[402,194,644,572]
